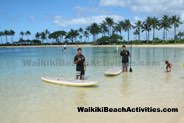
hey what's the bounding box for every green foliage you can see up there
[132,40,140,44]
[96,34,123,44]
[32,39,41,44]
[110,34,123,42]
[96,36,109,44]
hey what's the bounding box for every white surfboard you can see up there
[41,77,98,87]
[104,67,122,76]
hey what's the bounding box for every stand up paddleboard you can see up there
[41,77,98,87]
[104,67,122,76]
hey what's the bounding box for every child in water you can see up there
[165,60,172,72]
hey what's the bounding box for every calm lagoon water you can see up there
[0,46,184,123]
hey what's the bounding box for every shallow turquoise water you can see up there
[0,47,184,123]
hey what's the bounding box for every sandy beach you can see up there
[1,44,184,48]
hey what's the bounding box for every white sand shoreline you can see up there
[1,44,184,48]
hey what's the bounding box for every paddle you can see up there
[80,63,88,80]
[129,41,133,72]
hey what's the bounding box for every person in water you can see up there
[74,48,86,80]
[120,45,130,72]
[63,44,67,52]
[165,60,172,72]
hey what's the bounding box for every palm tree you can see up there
[4,30,9,44]
[177,31,183,39]
[35,32,40,40]
[145,16,152,41]
[104,17,114,37]
[159,15,171,42]
[134,20,143,43]
[113,23,121,35]
[40,32,46,44]
[149,17,159,43]
[48,31,66,43]
[49,32,59,43]
[60,31,67,42]
[118,21,126,40]
[10,30,15,44]
[66,29,79,43]
[20,31,24,40]
[142,22,151,43]
[55,31,67,42]
[170,15,182,42]
[84,30,89,42]
[78,27,84,42]
[45,29,50,43]
[25,31,31,40]
[86,26,91,42]
[100,22,108,37]
[123,19,132,41]
[0,31,4,44]
[74,30,79,43]
[89,23,100,42]
[133,29,139,40]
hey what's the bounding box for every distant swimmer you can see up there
[165,60,172,72]
[63,44,67,52]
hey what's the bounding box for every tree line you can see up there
[0,15,184,45]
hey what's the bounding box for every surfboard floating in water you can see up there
[104,67,122,76]
[41,77,98,87]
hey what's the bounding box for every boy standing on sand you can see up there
[120,45,130,72]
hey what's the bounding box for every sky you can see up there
[0,0,184,42]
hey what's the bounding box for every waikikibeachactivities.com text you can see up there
[77,107,178,113]
[22,59,160,67]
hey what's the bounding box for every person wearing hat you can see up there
[120,45,131,72]
[74,48,86,80]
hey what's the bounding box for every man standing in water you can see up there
[120,45,130,72]
[74,48,86,80]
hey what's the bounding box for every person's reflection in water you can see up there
[74,89,87,106]
[120,74,130,97]
[164,72,172,83]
